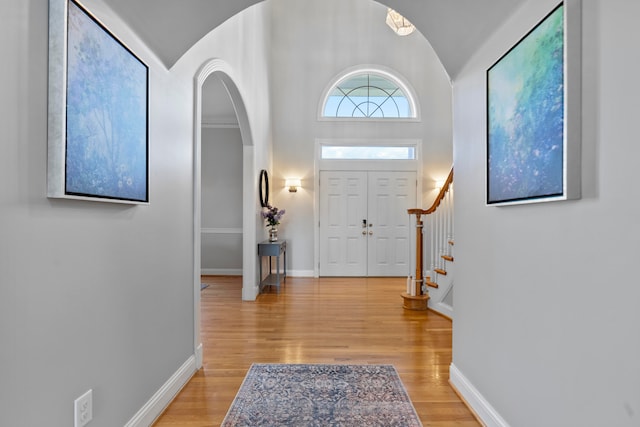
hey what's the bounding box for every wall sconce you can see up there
[285,178,301,193]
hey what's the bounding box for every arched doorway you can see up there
[200,78,243,276]
[193,59,257,367]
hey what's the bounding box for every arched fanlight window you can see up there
[321,69,417,119]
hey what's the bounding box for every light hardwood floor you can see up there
[153,276,479,426]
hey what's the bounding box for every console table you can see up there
[258,240,286,293]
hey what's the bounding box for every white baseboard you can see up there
[287,269,315,277]
[201,268,242,276]
[201,269,314,277]
[243,284,259,301]
[428,301,453,319]
[125,355,198,427]
[195,343,203,369]
[449,363,510,427]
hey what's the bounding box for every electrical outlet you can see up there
[74,389,93,427]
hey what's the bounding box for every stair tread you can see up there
[441,255,454,262]
[434,268,447,276]
[425,277,439,288]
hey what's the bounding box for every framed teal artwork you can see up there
[487,1,581,206]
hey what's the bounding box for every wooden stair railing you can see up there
[423,167,454,215]
[402,167,454,311]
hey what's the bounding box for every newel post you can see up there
[402,209,429,310]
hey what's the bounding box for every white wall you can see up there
[452,0,640,425]
[0,0,194,425]
[172,2,274,301]
[201,128,243,230]
[201,127,243,273]
[0,0,272,425]
[267,0,454,273]
[12,0,637,425]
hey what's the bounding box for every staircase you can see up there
[403,167,454,318]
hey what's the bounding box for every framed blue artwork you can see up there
[486,1,581,206]
[48,0,149,203]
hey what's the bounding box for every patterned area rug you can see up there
[221,364,423,426]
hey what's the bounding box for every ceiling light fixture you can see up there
[386,8,415,36]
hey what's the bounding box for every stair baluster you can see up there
[402,167,454,312]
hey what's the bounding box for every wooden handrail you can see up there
[403,166,454,306]
[408,167,454,216]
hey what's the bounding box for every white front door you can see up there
[319,171,416,276]
[319,171,368,276]
[366,172,415,276]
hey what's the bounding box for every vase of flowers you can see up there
[269,227,278,242]
[261,204,285,242]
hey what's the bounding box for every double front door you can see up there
[319,171,416,276]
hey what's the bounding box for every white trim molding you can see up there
[429,302,453,319]
[194,58,259,305]
[202,270,314,278]
[201,228,242,234]
[195,343,203,370]
[449,363,511,427]
[201,268,242,276]
[202,121,240,129]
[287,269,315,278]
[125,355,197,427]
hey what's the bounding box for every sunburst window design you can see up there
[322,72,415,119]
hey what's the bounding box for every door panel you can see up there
[367,172,415,276]
[320,170,416,277]
[319,171,367,276]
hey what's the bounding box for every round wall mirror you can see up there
[259,169,269,207]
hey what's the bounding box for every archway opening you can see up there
[192,59,258,367]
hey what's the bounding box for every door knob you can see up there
[369,230,373,235]
[362,230,367,235]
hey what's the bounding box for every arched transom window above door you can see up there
[320,67,419,120]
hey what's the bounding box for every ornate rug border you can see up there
[221,363,423,426]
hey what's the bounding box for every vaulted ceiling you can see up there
[102,0,526,78]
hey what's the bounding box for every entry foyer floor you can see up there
[154,276,479,426]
